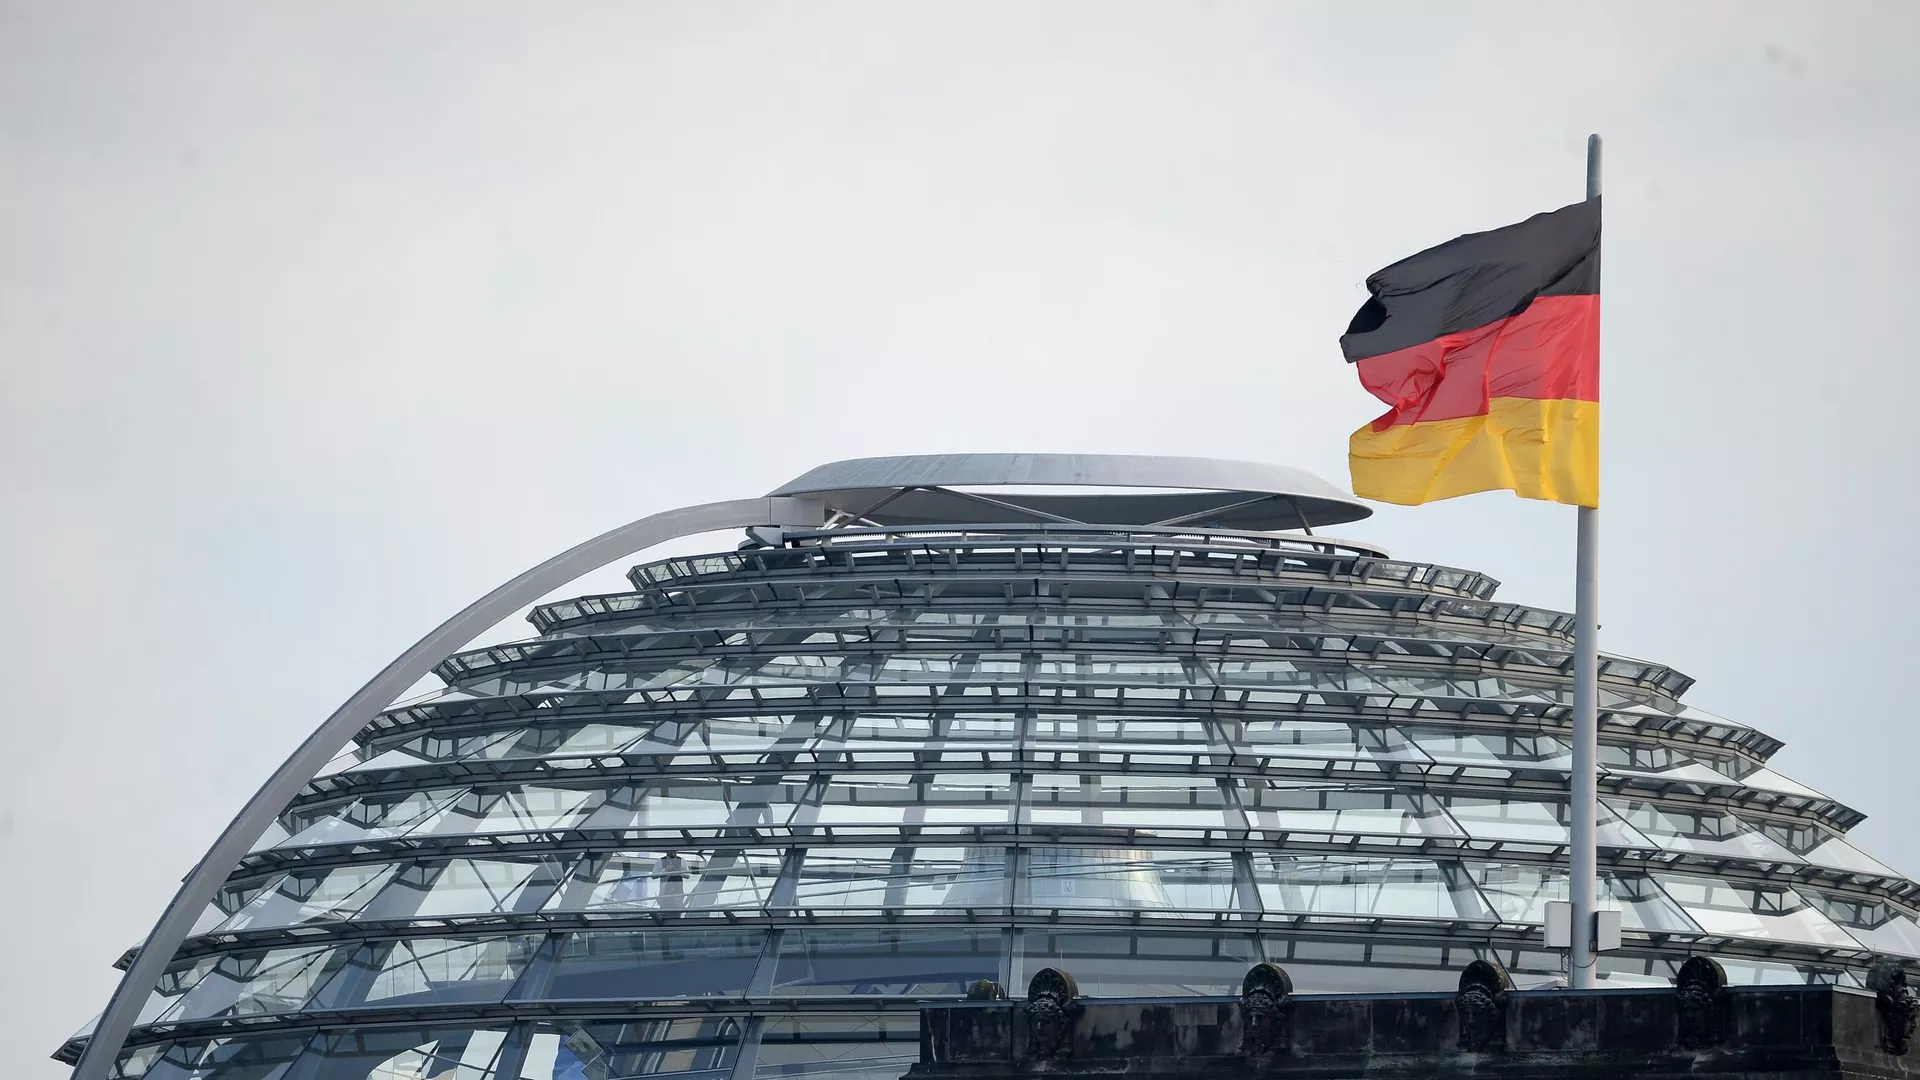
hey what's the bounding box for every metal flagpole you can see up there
[1568,133,1603,989]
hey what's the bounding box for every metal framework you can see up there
[58,456,1920,1080]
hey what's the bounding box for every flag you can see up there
[1341,197,1600,507]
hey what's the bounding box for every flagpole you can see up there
[1568,132,1602,989]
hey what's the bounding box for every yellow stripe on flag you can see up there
[1348,397,1599,508]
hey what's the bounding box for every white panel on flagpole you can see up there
[1544,900,1572,948]
[1595,909,1622,953]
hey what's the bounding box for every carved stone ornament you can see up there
[966,979,1007,1001]
[1239,962,1295,1057]
[1025,967,1081,1060]
[1455,959,1513,1052]
[1674,955,1728,1050]
[1870,962,1919,1057]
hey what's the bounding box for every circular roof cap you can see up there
[768,453,1371,531]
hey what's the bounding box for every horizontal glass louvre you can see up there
[1609,801,1803,863]
[128,1029,521,1080]
[1015,930,1263,997]
[771,928,1002,996]
[521,1019,741,1080]
[154,944,351,1023]
[1797,893,1920,957]
[1255,856,1488,921]
[273,788,465,850]
[310,935,544,1011]
[1440,795,1654,849]
[1221,719,1426,764]
[1019,848,1224,913]
[789,845,1006,913]
[1023,774,1232,830]
[807,773,1011,827]
[1401,727,1570,770]
[586,778,810,831]
[1752,820,1901,877]
[215,864,400,933]
[409,855,576,918]
[1240,783,1456,840]
[1652,874,1863,949]
[1465,862,1698,933]
[552,849,783,913]
[538,930,767,1000]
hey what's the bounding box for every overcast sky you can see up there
[4,2,1918,1074]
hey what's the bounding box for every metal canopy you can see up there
[768,453,1373,530]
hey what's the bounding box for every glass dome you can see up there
[58,457,1920,1080]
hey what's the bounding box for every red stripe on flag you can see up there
[1355,294,1598,431]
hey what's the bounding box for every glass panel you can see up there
[140,1034,312,1080]
[276,788,464,848]
[1021,848,1227,913]
[109,1041,170,1079]
[1023,774,1230,830]
[1014,930,1261,996]
[1797,892,1920,957]
[216,864,401,932]
[1598,742,1734,784]
[192,880,275,935]
[584,778,807,830]
[158,945,354,1022]
[1465,862,1698,932]
[519,1018,741,1080]
[838,711,1019,747]
[771,928,1002,996]
[1652,873,1863,949]
[1751,819,1900,877]
[808,773,1011,827]
[1032,653,1197,684]
[1608,800,1801,862]
[310,935,543,1010]
[554,849,783,913]
[352,728,528,771]
[1209,663,1561,705]
[412,855,576,918]
[1240,782,1457,840]
[1797,833,1900,877]
[1255,856,1488,920]
[1737,767,1827,799]
[790,845,1006,913]
[1400,726,1570,769]
[876,652,1021,683]
[291,1028,510,1080]
[509,722,657,759]
[539,930,767,1000]
[753,1015,919,1080]
[1218,719,1427,764]
[1441,796,1652,848]
[672,715,818,758]
[315,742,369,776]
[428,786,602,835]
[136,956,220,1027]
[1026,714,1216,761]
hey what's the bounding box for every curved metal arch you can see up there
[72,496,826,1079]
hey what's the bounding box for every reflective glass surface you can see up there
[67,527,1920,1079]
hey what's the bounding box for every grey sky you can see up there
[3,2,1917,1073]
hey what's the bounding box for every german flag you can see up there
[1341,197,1600,507]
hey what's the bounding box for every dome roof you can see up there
[59,461,1918,1080]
